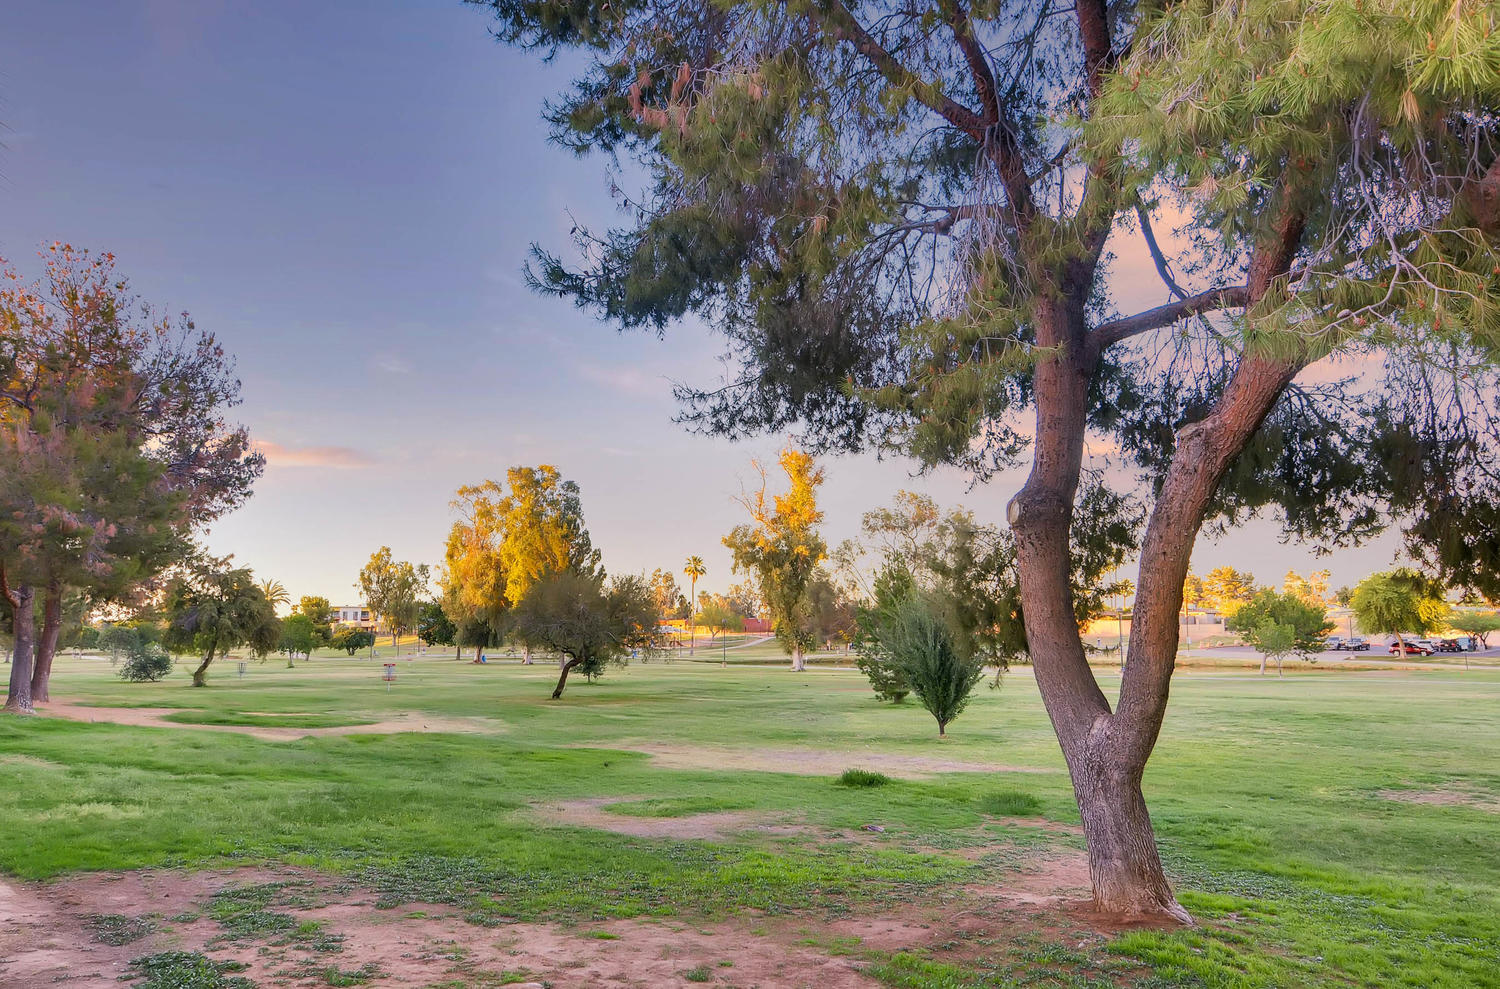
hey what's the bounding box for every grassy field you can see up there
[3,652,1499,987]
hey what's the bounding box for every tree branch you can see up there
[1135,204,1187,300]
[940,0,1001,125]
[820,1,986,138]
[817,0,1035,224]
[1091,286,1249,353]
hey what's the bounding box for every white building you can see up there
[333,605,376,630]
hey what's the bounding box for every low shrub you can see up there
[837,768,891,788]
[119,641,173,682]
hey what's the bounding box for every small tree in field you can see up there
[508,571,663,698]
[852,564,917,703]
[1226,590,1332,674]
[1447,611,1500,652]
[1249,620,1296,678]
[119,639,173,683]
[278,613,317,667]
[331,626,375,656]
[1351,569,1448,653]
[876,595,983,737]
[162,558,281,686]
[358,547,430,650]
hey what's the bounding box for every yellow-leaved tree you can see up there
[724,449,826,672]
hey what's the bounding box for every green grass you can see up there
[5,654,1500,987]
[125,952,253,989]
[87,912,155,945]
[837,767,893,788]
[975,789,1043,817]
[161,710,375,729]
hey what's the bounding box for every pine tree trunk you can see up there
[551,658,583,699]
[30,583,63,703]
[1072,748,1190,922]
[4,584,37,715]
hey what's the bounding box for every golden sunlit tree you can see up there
[1202,567,1257,619]
[724,449,826,672]
[440,481,512,661]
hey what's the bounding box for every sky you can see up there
[2,0,1409,606]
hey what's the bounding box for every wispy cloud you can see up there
[371,352,413,375]
[573,363,669,399]
[576,363,667,399]
[253,440,377,469]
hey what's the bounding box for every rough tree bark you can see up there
[3,578,37,715]
[790,644,805,672]
[551,656,584,698]
[30,582,63,703]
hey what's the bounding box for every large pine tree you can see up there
[474,0,1500,919]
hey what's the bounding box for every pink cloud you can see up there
[252,441,377,469]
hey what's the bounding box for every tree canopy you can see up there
[1351,568,1449,646]
[359,547,430,647]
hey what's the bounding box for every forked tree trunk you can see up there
[4,584,37,715]
[30,583,63,703]
[1011,195,1306,921]
[551,657,584,699]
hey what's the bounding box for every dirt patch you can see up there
[40,701,504,742]
[589,741,1062,779]
[964,845,1092,906]
[1377,786,1500,812]
[0,858,1130,988]
[535,798,805,840]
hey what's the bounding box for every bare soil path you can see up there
[0,854,1108,988]
[38,701,504,741]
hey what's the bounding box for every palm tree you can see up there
[259,579,290,615]
[684,556,706,655]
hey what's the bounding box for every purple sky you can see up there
[2,0,1407,605]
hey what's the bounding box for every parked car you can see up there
[1435,638,1463,653]
[1324,636,1346,650]
[1347,637,1370,651]
[1389,640,1434,656]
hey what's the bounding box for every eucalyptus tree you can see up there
[359,548,431,650]
[477,0,1500,919]
[723,449,827,671]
